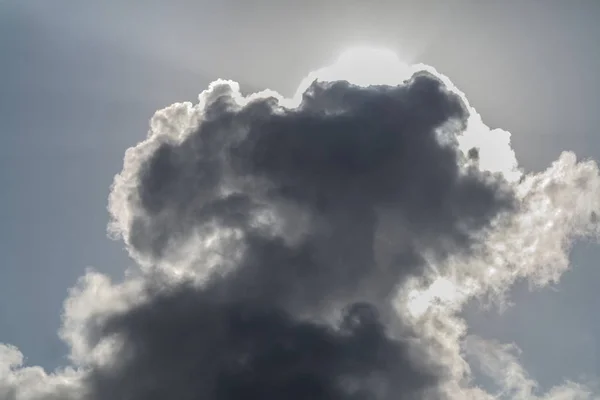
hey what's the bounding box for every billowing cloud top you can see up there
[3,49,600,400]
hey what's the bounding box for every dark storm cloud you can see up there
[85,71,518,400]
[85,283,439,400]
[130,72,514,264]
[121,73,514,311]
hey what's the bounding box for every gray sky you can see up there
[2,0,600,396]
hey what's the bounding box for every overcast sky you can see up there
[2,1,600,398]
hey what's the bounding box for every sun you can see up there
[406,277,462,318]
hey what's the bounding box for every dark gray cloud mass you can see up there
[131,74,512,263]
[86,286,437,400]
[75,71,516,400]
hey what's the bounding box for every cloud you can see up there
[0,344,82,400]
[3,49,600,400]
[464,336,597,400]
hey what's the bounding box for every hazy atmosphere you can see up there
[2,1,600,399]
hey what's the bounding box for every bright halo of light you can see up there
[291,47,413,104]
[334,47,411,85]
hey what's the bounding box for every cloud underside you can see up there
[2,55,600,400]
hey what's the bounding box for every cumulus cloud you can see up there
[2,49,600,400]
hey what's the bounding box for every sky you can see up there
[2,1,600,399]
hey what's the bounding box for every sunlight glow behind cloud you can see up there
[294,47,412,97]
[292,47,522,183]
